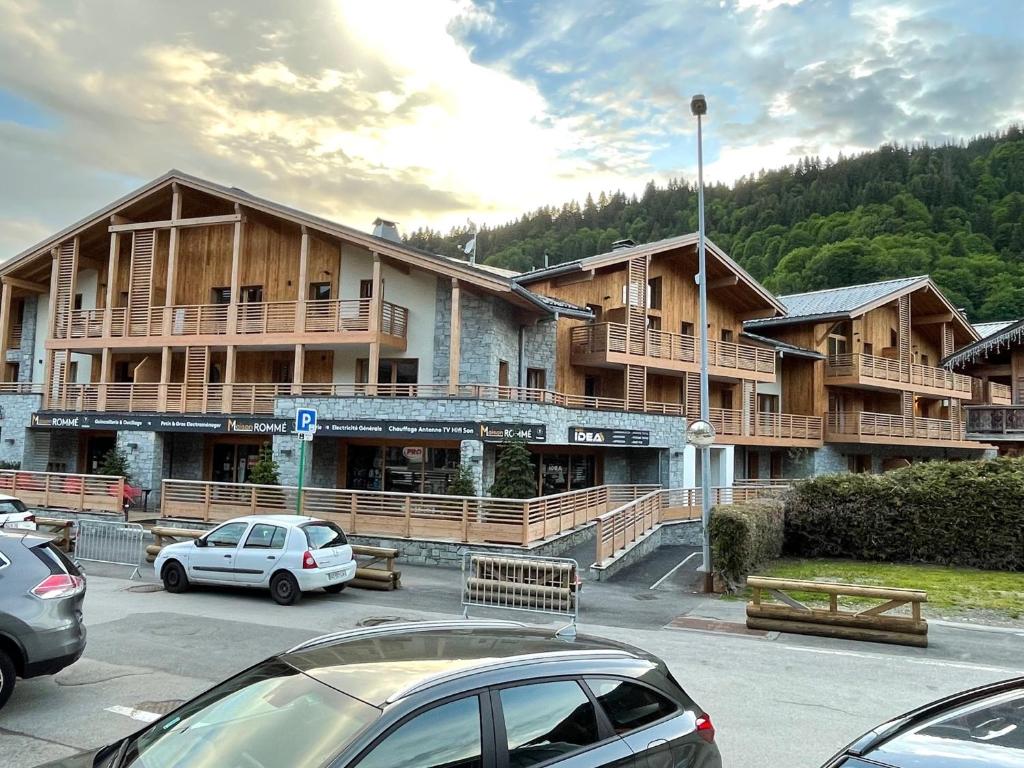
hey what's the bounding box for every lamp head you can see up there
[690,93,708,117]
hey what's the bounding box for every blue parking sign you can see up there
[295,407,318,435]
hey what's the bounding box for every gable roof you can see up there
[746,276,929,328]
[945,318,1024,368]
[973,320,1017,339]
[741,331,824,360]
[2,169,561,315]
[514,233,786,316]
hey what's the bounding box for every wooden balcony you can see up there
[53,298,408,349]
[825,411,981,448]
[709,408,823,447]
[570,322,775,381]
[966,405,1024,440]
[826,353,974,398]
[967,379,1012,405]
[44,381,689,417]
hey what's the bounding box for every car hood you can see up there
[34,747,103,767]
[870,733,1024,768]
[159,540,195,557]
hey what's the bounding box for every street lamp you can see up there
[691,93,714,592]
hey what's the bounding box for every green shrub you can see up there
[447,465,477,496]
[248,445,280,486]
[784,457,1024,571]
[489,439,537,498]
[709,498,785,586]
[98,447,131,481]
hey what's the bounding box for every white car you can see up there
[154,515,356,605]
[0,493,36,530]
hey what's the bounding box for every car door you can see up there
[584,678,700,768]
[188,521,250,583]
[233,523,287,585]
[492,679,635,767]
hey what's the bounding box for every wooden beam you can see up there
[708,274,739,289]
[108,213,241,233]
[292,344,305,395]
[42,250,59,408]
[295,226,309,333]
[224,345,236,411]
[738,308,778,321]
[158,346,171,410]
[227,205,242,335]
[163,183,182,334]
[914,312,954,325]
[0,281,12,379]
[102,233,120,337]
[367,254,382,395]
[553,270,595,287]
[449,279,461,394]
[0,276,48,294]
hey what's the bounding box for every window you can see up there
[586,678,678,734]
[680,321,695,337]
[73,293,83,310]
[302,522,348,549]
[272,360,293,384]
[240,285,263,303]
[114,361,133,383]
[720,389,734,411]
[211,287,231,305]
[205,522,249,548]
[890,328,899,348]
[828,334,848,357]
[118,291,129,308]
[499,681,601,767]
[68,361,79,383]
[647,277,663,309]
[585,303,603,322]
[498,360,510,387]
[921,354,930,366]
[309,282,332,301]
[358,697,482,768]
[526,368,546,390]
[757,394,780,413]
[720,328,734,343]
[863,342,874,356]
[647,315,661,331]
[584,376,599,398]
[848,454,872,474]
[244,524,286,549]
[356,358,419,387]
[359,279,373,299]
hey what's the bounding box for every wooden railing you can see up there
[161,480,658,547]
[44,380,689,417]
[0,382,43,395]
[8,321,22,350]
[990,382,1012,404]
[826,411,967,442]
[571,322,775,375]
[52,297,405,341]
[966,405,1024,436]
[827,353,974,395]
[709,408,823,441]
[0,470,125,514]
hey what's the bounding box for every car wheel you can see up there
[0,648,15,711]
[162,561,190,594]
[323,583,346,594]
[270,572,302,606]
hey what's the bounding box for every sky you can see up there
[0,0,1021,257]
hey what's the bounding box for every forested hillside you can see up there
[407,128,1024,322]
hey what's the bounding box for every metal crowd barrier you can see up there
[461,552,580,636]
[75,519,144,580]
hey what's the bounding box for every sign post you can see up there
[294,408,318,516]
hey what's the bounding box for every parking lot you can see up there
[5,558,1024,768]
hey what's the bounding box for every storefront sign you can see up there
[568,426,651,447]
[31,412,547,443]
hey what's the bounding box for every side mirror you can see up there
[195,537,208,548]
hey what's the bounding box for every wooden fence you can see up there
[0,470,126,514]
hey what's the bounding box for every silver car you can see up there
[154,515,357,605]
[0,530,87,710]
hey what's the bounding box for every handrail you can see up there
[827,353,974,394]
[709,408,823,440]
[826,411,966,441]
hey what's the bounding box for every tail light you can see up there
[32,574,85,599]
[695,714,715,743]
[302,550,318,569]
[24,514,35,524]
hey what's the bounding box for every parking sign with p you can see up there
[295,407,318,436]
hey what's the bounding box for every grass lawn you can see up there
[750,558,1024,619]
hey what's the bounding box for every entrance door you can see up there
[746,451,760,481]
[211,443,263,483]
[85,435,116,474]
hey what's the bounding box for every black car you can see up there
[40,619,720,768]
[823,676,1024,767]
[0,530,87,710]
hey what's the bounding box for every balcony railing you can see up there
[826,353,974,395]
[709,408,823,442]
[826,411,967,442]
[42,380,689,417]
[966,405,1024,436]
[571,322,775,375]
[53,298,407,342]
[8,321,23,350]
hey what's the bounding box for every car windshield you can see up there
[122,659,378,768]
[303,522,347,550]
[0,499,28,515]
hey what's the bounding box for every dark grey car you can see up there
[39,620,720,768]
[0,530,87,710]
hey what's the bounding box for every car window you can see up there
[499,681,601,767]
[125,658,378,768]
[205,522,249,548]
[357,696,482,768]
[586,678,678,734]
[244,524,285,549]
[0,499,28,515]
[303,522,347,550]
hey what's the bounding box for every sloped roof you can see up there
[945,318,1024,368]
[746,276,929,328]
[741,331,824,360]
[973,320,1017,339]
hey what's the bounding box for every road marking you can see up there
[650,552,700,590]
[781,645,1024,676]
[105,705,161,723]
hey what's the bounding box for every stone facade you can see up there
[117,431,165,501]
[164,432,205,481]
[8,295,38,383]
[0,393,42,467]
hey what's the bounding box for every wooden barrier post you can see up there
[522,502,531,546]
[461,499,470,542]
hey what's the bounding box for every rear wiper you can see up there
[107,737,131,768]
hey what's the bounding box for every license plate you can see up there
[328,570,343,581]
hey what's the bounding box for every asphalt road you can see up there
[4,561,1024,768]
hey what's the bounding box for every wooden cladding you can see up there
[625,256,648,355]
[898,294,911,363]
[128,231,155,336]
[625,365,646,410]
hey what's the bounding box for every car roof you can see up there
[222,515,321,526]
[0,493,23,502]
[281,621,655,708]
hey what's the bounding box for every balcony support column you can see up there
[227,204,242,335]
[158,346,171,410]
[97,347,111,411]
[295,226,309,333]
[292,344,305,396]
[0,281,12,381]
[449,279,461,395]
[367,253,382,395]
[162,183,182,336]
[102,232,120,337]
[41,250,60,409]
[224,345,236,412]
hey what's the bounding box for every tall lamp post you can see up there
[690,92,715,592]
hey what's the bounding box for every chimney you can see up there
[611,238,636,251]
[372,218,401,243]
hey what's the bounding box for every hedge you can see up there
[709,498,785,586]
[784,457,1024,571]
